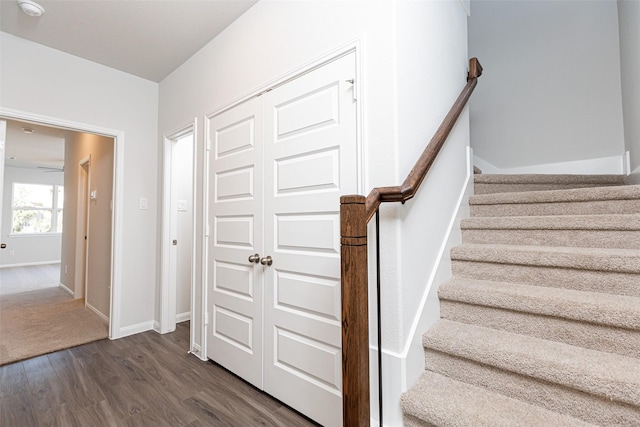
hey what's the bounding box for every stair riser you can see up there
[474,183,622,195]
[452,260,640,297]
[462,229,640,249]
[470,199,640,217]
[423,351,640,426]
[440,301,640,359]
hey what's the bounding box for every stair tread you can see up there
[474,174,626,185]
[451,243,640,273]
[423,320,640,406]
[439,277,640,330]
[402,370,595,427]
[470,184,640,205]
[461,213,640,230]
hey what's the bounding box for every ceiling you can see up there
[1,1,257,169]
[0,0,258,82]
[3,119,70,170]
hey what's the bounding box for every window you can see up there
[11,183,64,234]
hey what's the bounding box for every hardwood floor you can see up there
[0,323,320,426]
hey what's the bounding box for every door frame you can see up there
[74,156,91,300]
[202,39,364,360]
[160,121,197,334]
[0,107,124,339]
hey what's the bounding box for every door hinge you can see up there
[346,79,357,101]
[206,139,211,151]
[204,312,209,325]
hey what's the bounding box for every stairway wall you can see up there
[468,1,625,171]
[618,0,640,182]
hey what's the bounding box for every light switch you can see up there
[177,200,187,211]
[140,197,148,210]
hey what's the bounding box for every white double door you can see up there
[206,53,357,427]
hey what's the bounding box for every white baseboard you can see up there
[59,283,74,296]
[114,320,155,339]
[0,260,61,269]
[369,147,475,427]
[86,302,109,324]
[189,343,208,361]
[369,346,406,427]
[474,153,625,175]
[627,164,640,184]
[153,320,161,332]
[176,311,191,323]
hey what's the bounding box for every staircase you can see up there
[401,174,640,426]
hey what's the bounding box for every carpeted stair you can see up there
[401,174,640,426]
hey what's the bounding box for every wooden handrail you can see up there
[340,57,482,426]
[365,57,483,222]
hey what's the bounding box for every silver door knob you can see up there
[260,256,272,266]
[248,253,260,264]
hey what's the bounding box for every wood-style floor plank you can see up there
[0,322,319,427]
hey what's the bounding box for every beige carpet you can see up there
[0,287,108,366]
[401,174,640,426]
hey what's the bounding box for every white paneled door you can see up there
[207,52,357,427]
[207,97,264,388]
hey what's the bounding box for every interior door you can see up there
[207,98,264,388]
[206,52,358,426]
[262,52,357,427]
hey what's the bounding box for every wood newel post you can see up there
[341,195,370,427]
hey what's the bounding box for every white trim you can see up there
[190,342,202,357]
[74,156,91,300]
[177,311,191,323]
[190,119,200,354]
[86,301,109,324]
[624,151,631,175]
[205,39,363,121]
[6,233,63,238]
[59,282,74,296]
[118,320,155,338]
[401,146,473,360]
[627,164,640,185]
[1,106,124,341]
[160,122,196,334]
[153,320,161,332]
[200,115,210,361]
[473,153,626,175]
[0,260,60,268]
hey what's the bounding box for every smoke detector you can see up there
[18,0,45,17]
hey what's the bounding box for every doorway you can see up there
[160,126,196,334]
[0,110,121,338]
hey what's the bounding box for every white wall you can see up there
[159,1,470,424]
[174,134,193,319]
[59,133,114,320]
[159,0,397,363]
[0,166,63,266]
[469,0,626,172]
[618,0,640,183]
[0,32,159,336]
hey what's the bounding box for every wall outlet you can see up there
[9,250,15,256]
[139,197,149,210]
[65,265,68,274]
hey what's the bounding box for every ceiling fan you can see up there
[37,165,64,173]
